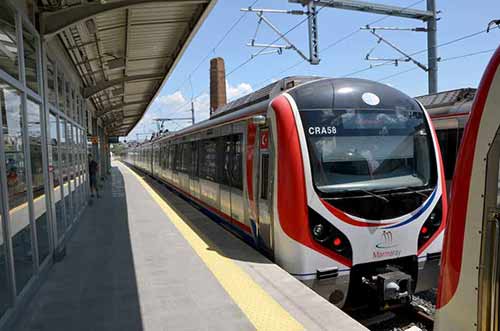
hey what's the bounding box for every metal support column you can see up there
[40,39,57,261]
[307,1,320,64]
[426,0,438,93]
[17,8,40,272]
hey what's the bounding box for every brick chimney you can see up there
[210,57,227,115]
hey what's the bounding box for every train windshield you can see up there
[300,107,435,193]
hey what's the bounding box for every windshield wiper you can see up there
[396,186,431,198]
[321,188,389,202]
[359,189,390,203]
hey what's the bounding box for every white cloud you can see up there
[227,82,253,101]
[126,81,253,141]
[156,91,186,106]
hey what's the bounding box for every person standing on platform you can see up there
[88,155,99,198]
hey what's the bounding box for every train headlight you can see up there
[418,199,443,249]
[309,208,353,260]
[313,224,327,240]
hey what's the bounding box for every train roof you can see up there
[131,77,422,147]
[211,76,321,118]
[132,76,324,147]
[415,88,476,116]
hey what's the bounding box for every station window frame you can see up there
[0,0,48,316]
[0,1,89,323]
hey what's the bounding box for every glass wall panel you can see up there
[74,125,82,211]
[47,58,56,105]
[1,81,33,293]
[71,89,75,122]
[49,113,64,239]
[27,99,49,263]
[22,24,39,94]
[60,118,71,226]
[68,123,75,222]
[57,73,64,112]
[65,82,71,118]
[0,3,19,80]
[0,178,10,319]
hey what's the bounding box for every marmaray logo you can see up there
[375,230,398,249]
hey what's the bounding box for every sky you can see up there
[126,0,500,141]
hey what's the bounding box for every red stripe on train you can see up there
[320,199,395,227]
[272,95,352,268]
[417,111,448,256]
[437,46,500,308]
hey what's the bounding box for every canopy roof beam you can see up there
[97,100,150,117]
[40,0,209,38]
[83,74,163,98]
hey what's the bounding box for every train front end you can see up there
[269,78,446,308]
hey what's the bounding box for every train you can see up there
[122,76,447,308]
[417,87,476,195]
[434,46,500,331]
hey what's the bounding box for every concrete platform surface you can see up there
[13,161,367,331]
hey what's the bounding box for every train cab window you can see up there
[260,154,270,200]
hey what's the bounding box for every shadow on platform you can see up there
[14,167,144,331]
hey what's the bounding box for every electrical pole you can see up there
[427,0,438,93]
[251,0,439,93]
[191,101,195,125]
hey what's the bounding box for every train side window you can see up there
[168,145,174,169]
[191,141,198,177]
[199,139,217,181]
[437,129,459,180]
[219,137,232,186]
[163,144,168,170]
[182,143,192,173]
[260,154,269,200]
[231,134,243,190]
[174,144,182,171]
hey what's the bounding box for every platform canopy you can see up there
[39,0,216,136]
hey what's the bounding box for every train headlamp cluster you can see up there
[418,199,443,250]
[309,208,352,260]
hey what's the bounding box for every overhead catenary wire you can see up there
[166,0,340,118]
[376,47,497,82]
[159,3,497,127]
[165,0,260,104]
[251,0,425,90]
[341,27,494,78]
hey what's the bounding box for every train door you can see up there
[478,129,500,331]
[230,126,245,228]
[257,127,273,253]
[189,140,200,199]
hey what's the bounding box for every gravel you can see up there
[364,289,436,331]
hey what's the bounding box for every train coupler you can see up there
[362,270,413,307]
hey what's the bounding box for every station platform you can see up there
[13,161,367,331]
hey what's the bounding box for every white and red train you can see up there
[417,87,476,195]
[123,77,447,308]
[434,46,500,331]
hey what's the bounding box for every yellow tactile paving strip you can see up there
[123,163,304,331]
